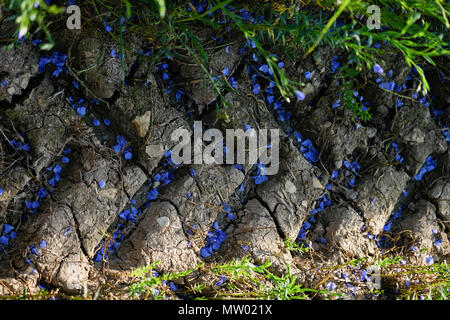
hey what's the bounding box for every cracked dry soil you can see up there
[0,21,449,298]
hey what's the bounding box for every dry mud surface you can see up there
[0,22,449,298]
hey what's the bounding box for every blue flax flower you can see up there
[0,236,9,246]
[3,224,14,234]
[379,81,395,91]
[147,188,158,201]
[62,156,70,164]
[113,135,127,153]
[295,90,305,101]
[252,83,260,95]
[38,188,47,199]
[103,20,112,32]
[331,56,340,73]
[259,64,270,74]
[373,63,384,74]
[326,282,337,291]
[300,139,319,163]
[200,223,227,258]
[222,67,229,76]
[332,99,340,109]
[414,156,437,180]
[38,51,67,77]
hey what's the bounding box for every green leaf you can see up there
[40,42,54,50]
[154,0,166,18]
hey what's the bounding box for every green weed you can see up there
[284,238,311,256]
[3,0,449,115]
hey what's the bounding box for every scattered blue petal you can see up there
[76,106,86,117]
[222,67,229,76]
[61,156,70,164]
[147,188,159,201]
[379,81,395,91]
[295,90,305,101]
[326,282,337,291]
[103,20,112,32]
[373,63,384,74]
[414,156,437,181]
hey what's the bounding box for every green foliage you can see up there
[398,261,450,300]
[204,256,334,300]
[2,0,63,49]
[128,261,203,299]
[302,0,450,94]
[122,255,450,300]
[319,253,449,300]
[0,287,53,300]
[126,256,336,300]
[305,0,352,57]
[332,62,372,121]
[339,81,372,121]
[372,255,403,267]
[284,238,311,256]
[3,0,449,111]
[3,254,447,300]
[154,0,166,18]
[346,257,369,268]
